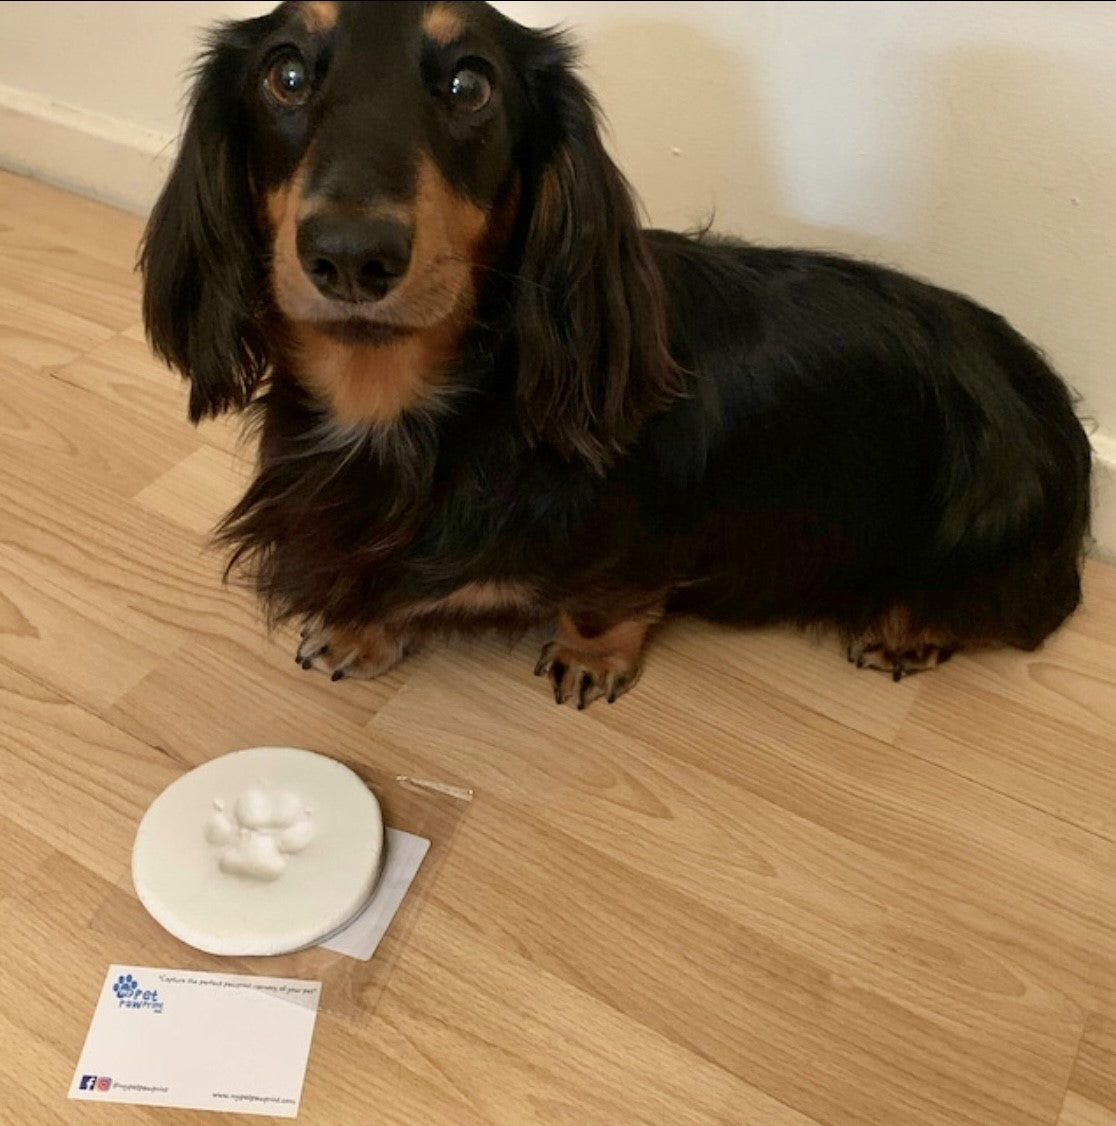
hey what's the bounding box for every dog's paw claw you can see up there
[534,643,557,678]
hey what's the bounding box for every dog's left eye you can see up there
[448,65,492,114]
[265,51,312,108]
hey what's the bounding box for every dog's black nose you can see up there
[296,214,413,303]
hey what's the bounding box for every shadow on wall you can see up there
[584,20,1115,433]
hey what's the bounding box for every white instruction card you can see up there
[69,966,320,1117]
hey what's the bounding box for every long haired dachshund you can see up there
[141,0,1091,709]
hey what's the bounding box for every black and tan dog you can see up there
[141,0,1091,708]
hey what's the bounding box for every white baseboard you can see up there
[0,82,174,216]
[1090,430,1116,564]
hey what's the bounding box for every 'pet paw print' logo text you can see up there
[205,785,315,882]
[112,973,164,1013]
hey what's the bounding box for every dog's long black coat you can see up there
[236,233,1089,641]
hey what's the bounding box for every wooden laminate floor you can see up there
[2,169,1116,1125]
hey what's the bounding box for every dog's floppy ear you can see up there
[514,36,683,474]
[140,24,269,422]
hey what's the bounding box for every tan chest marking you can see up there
[293,321,462,428]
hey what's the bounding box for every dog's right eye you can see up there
[264,51,311,108]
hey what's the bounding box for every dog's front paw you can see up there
[534,641,641,709]
[296,620,408,682]
[534,609,659,709]
[847,639,954,682]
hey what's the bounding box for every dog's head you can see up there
[141,0,679,471]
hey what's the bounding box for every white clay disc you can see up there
[132,747,384,956]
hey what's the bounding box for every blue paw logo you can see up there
[111,972,164,1013]
[112,974,138,1001]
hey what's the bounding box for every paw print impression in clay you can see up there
[204,784,316,882]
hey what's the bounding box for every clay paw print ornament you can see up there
[204,786,316,881]
[132,747,383,956]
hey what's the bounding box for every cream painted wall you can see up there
[1,1,1114,548]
